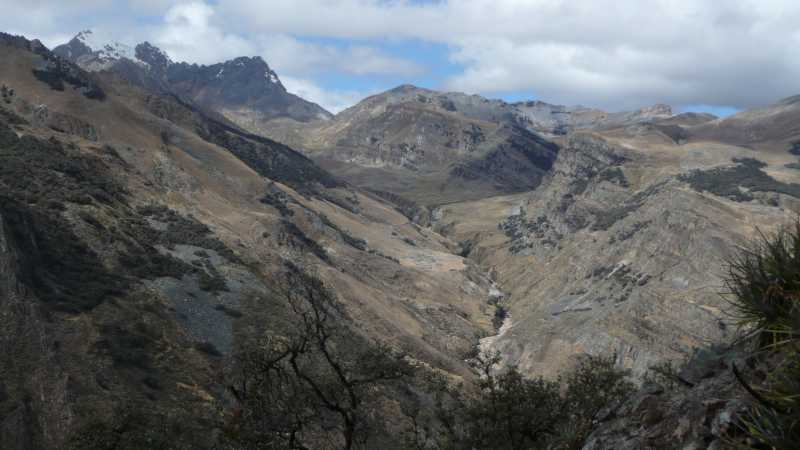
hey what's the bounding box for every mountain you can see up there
[225,76,800,384]
[687,94,800,149]
[259,85,704,207]
[0,32,501,448]
[53,30,332,128]
[430,96,800,378]
[6,26,800,450]
[264,85,560,206]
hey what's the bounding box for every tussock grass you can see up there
[725,222,800,448]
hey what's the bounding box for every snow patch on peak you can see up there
[74,29,140,65]
[265,70,279,84]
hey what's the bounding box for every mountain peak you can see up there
[52,30,329,124]
[54,29,144,71]
[135,41,172,68]
[229,55,264,65]
[73,29,135,60]
[389,84,428,94]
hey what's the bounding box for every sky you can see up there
[1,0,799,116]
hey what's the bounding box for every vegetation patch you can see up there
[597,167,630,187]
[654,123,690,144]
[591,182,665,231]
[319,189,361,214]
[214,304,243,318]
[788,140,800,156]
[198,261,228,293]
[95,322,161,371]
[785,162,800,170]
[279,220,330,262]
[680,157,800,202]
[193,108,340,190]
[492,304,508,330]
[0,120,200,312]
[366,188,427,223]
[137,204,241,263]
[317,212,368,251]
[500,211,561,253]
[0,123,132,312]
[194,341,222,357]
[260,187,294,217]
[608,220,651,244]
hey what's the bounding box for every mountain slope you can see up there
[687,95,800,151]
[432,103,800,378]
[0,33,499,448]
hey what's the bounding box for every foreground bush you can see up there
[404,351,633,450]
[726,222,800,449]
[727,222,800,348]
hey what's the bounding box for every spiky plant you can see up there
[726,222,800,349]
[726,222,800,449]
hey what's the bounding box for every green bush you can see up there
[726,222,800,348]
[725,222,800,449]
[415,351,633,450]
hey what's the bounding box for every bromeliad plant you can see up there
[726,222,800,349]
[726,222,800,449]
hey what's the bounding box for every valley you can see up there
[2,28,800,449]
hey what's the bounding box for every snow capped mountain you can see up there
[75,30,136,61]
[52,30,150,71]
[53,31,332,125]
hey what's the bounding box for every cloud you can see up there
[152,2,257,64]
[213,0,800,109]
[4,0,800,111]
[255,34,424,77]
[280,76,373,113]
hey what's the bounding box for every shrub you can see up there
[279,220,330,262]
[555,353,634,449]
[198,264,228,293]
[725,222,800,449]
[492,305,508,330]
[726,222,800,348]
[416,350,633,450]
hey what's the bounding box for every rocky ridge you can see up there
[53,30,331,127]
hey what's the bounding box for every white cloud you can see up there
[153,2,257,64]
[254,34,423,77]
[4,0,800,111]
[214,0,800,109]
[280,76,372,113]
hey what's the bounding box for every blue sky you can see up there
[2,0,799,116]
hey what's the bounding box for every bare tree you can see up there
[227,263,412,450]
